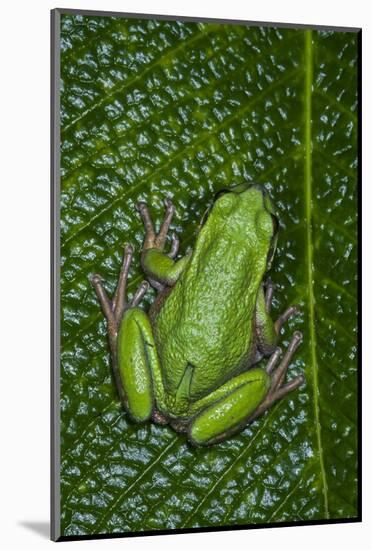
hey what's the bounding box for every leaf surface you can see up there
[59,14,358,536]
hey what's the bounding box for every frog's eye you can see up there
[271,214,279,235]
[213,191,238,218]
[199,189,232,228]
[266,216,279,270]
[213,182,256,201]
[266,232,278,271]
[199,205,211,227]
[213,188,232,201]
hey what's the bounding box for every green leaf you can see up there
[59,13,358,537]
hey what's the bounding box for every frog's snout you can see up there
[214,192,238,217]
[247,183,265,195]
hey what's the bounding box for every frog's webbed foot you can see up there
[90,244,149,345]
[136,198,178,255]
[249,331,305,422]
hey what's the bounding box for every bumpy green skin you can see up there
[118,185,278,445]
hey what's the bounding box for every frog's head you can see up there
[207,182,279,271]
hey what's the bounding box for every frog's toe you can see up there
[136,202,156,245]
[124,243,134,255]
[272,373,305,401]
[130,280,149,307]
[164,197,174,211]
[269,330,302,392]
[168,233,179,259]
[265,346,282,374]
[275,304,301,333]
[90,273,103,285]
[136,200,148,211]
[255,330,303,423]
[155,198,176,248]
[264,277,276,312]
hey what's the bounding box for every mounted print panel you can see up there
[51,8,360,542]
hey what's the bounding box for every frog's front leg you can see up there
[91,246,167,422]
[137,199,190,290]
[255,280,299,358]
[188,331,304,446]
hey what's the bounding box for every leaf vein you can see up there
[61,66,299,249]
[93,436,179,533]
[62,26,211,134]
[180,411,274,528]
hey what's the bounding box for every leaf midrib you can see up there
[304,30,329,518]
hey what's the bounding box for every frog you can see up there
[91,183,305,446]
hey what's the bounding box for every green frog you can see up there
[91,183,304,446]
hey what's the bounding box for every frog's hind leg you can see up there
[248,330,305,422]
[117,308,167,422]
[188,368,271,446]
[92,245,169,422]
[92,244,168,423]
[188,331,304,447]
[91,245,149,404]
[91,244,149,337]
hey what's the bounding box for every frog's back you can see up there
[154,231,266,402]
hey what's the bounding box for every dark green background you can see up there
[59,13,358,537]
